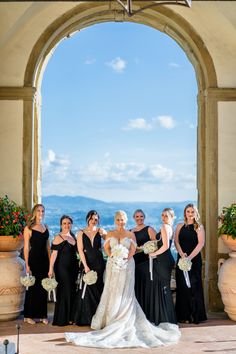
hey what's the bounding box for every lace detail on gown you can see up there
[65,237,180,348]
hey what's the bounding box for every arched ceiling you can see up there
[0,1,235,87]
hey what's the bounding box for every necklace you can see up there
[86,228,96,233]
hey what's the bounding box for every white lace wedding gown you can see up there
[65,237,181,348]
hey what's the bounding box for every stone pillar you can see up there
[0,87,36,210]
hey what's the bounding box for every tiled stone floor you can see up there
[0,312,236,354]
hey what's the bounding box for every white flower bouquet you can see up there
[111,244,129,270]
[178,258,192,271]
[41,277,58,302]
[178,258,192,288]
[83,270,98,285]
[143,241,158,281]
[81,270,98,299]
[143,240,158,254]
[20,274,35,290]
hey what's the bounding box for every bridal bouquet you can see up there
[20,274,35,290]
[178,258,192,288]
[111,244,129,270]
[41,277,58,302]
[143,240,158,281]
[82,270,98,299]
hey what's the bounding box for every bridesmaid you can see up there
[49,215,78,326]
[149,208,177,325]
[73,210,106,326]
[131,209,157,319]
[174,203,207,324]
[23,204,50,324]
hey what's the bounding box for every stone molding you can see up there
[1,86,235,102]
[0,87,36,101]
[204,88,236,101]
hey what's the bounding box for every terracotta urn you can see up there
[220,234,236,251]
[0,236,25,321]
[218,234,236,321]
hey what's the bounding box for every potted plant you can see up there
[0,195,29,251]
[0,195,29,321]
[218,203,236,251]
[217,202,236,321]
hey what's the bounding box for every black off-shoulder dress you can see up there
[52,236,78,326]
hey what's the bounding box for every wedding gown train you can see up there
[65,237,181,348]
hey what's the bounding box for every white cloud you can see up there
[106,57,126,73]
[123,115,176,132]
[122,118,152,131]
[84,58,96,65]
[43,149,70,168]
[169,62,180,68]
[43,149,70,180]
[42,151,196,202]
[154,115,176,129]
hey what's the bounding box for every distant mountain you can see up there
[43,195,108,212]
[42,195,195,235]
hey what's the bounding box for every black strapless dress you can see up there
[175,224,207,324]
[134,227,176,325]
[24,229,49,319]
[73,232,105,326]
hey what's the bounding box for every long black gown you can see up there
[24,229,49,319]
[73,232,105,326]
[134,227,176,325]
[175,224,207,324]
[52,235,78,326]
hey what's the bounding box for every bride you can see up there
[65,210,181,348]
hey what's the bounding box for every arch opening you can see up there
[23,3,219,311]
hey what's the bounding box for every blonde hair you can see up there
[162,208,175,226]
[184,203,201,230]
[27,204,45,230]
[114,210,128,223]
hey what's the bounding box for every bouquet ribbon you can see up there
[26,273,30,291]
[48,289,57,302]
[81,283,87,299]
[183,270,191,288]
[149,256,153,281]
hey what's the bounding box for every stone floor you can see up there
[0,312,236,354]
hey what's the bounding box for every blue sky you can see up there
[41,22,197,202]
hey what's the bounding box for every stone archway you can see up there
[23,2,219,310]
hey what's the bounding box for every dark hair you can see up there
[60,215,73,231]
[59,215,76,238]
[86,210,100,225]
[133,209,146,219]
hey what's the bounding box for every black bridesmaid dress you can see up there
[24,229,49,319]
[134,227,176,325]
[133,226,150,313]
[73,232,105,326]
[52,236,78,326]
[175,224,207,324]
[151,233,177,325]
